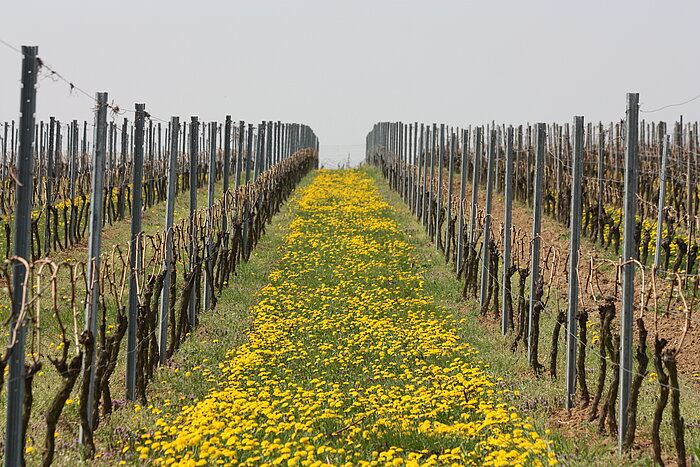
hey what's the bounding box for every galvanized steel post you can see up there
[446,132,456,262]
[619,93,639,452]
[501,126,514,334]
[413,123,420,215]
[119,118,128,218]
[5,45,38,467]
[80,91,108,445]
[126,104,146,400]
[480,129,496,308]
[159,116,180,365]
[597,125,605,245]
[527,123,546,363]
[69,120,78,242]
[204,122,217,311]
[428,125,436,235]
[566,116,584,409]
[436,124,445,250]
[421,124,428,227]
[1,122,7,182]
[236,121,244,189]
[45,117,55,253]
[243,123,253,259]
[188,116,199,327]
[457,128,469,272]
[468,127,482,244]
[653,135,669,270]
[223,116,232,233]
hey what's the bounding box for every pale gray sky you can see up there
[2,0,700,166]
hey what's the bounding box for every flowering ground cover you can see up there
[142,169,556,466]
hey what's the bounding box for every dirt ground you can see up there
[431,173,700,387]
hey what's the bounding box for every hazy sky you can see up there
[2,1,700,166]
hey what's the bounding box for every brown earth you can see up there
[432,173,700,386]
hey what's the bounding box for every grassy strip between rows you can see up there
[369,167,700,465]
[136,168,556,467]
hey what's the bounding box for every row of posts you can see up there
[0,110,315,235]
[0,116,299,178]
[366,93,650,453]
[4,46,319,466]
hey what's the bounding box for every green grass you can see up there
[15,165,699,465]
[5,174,271,465]
[365,165,700,466]
[134,168,555,466]
[19,171,318,465]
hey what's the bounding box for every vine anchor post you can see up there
[80,91,108,447]
[188,117,199,326]
[480,129,496,308]
[502,126,514,334]
[126,103,146,400]
[619,92,640,452]
[159,116,180,365]
[566,116,584,409]
[527,123,546,364]
[5,44,38,467]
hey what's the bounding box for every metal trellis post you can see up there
[527,123,546,363]
[619,92,639,452]
[126,104,146,400]
[159,116,180,365]
[188,117,199,327]
[502,126,514,334]
[5,45,38,467]
[566,116,584,409]
[480,129,496,308]
[80,91,108,445]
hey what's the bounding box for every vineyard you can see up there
[0,47,320,465]
[2,39,700,467]
[137,170,557,466]
[366,102,700,465]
